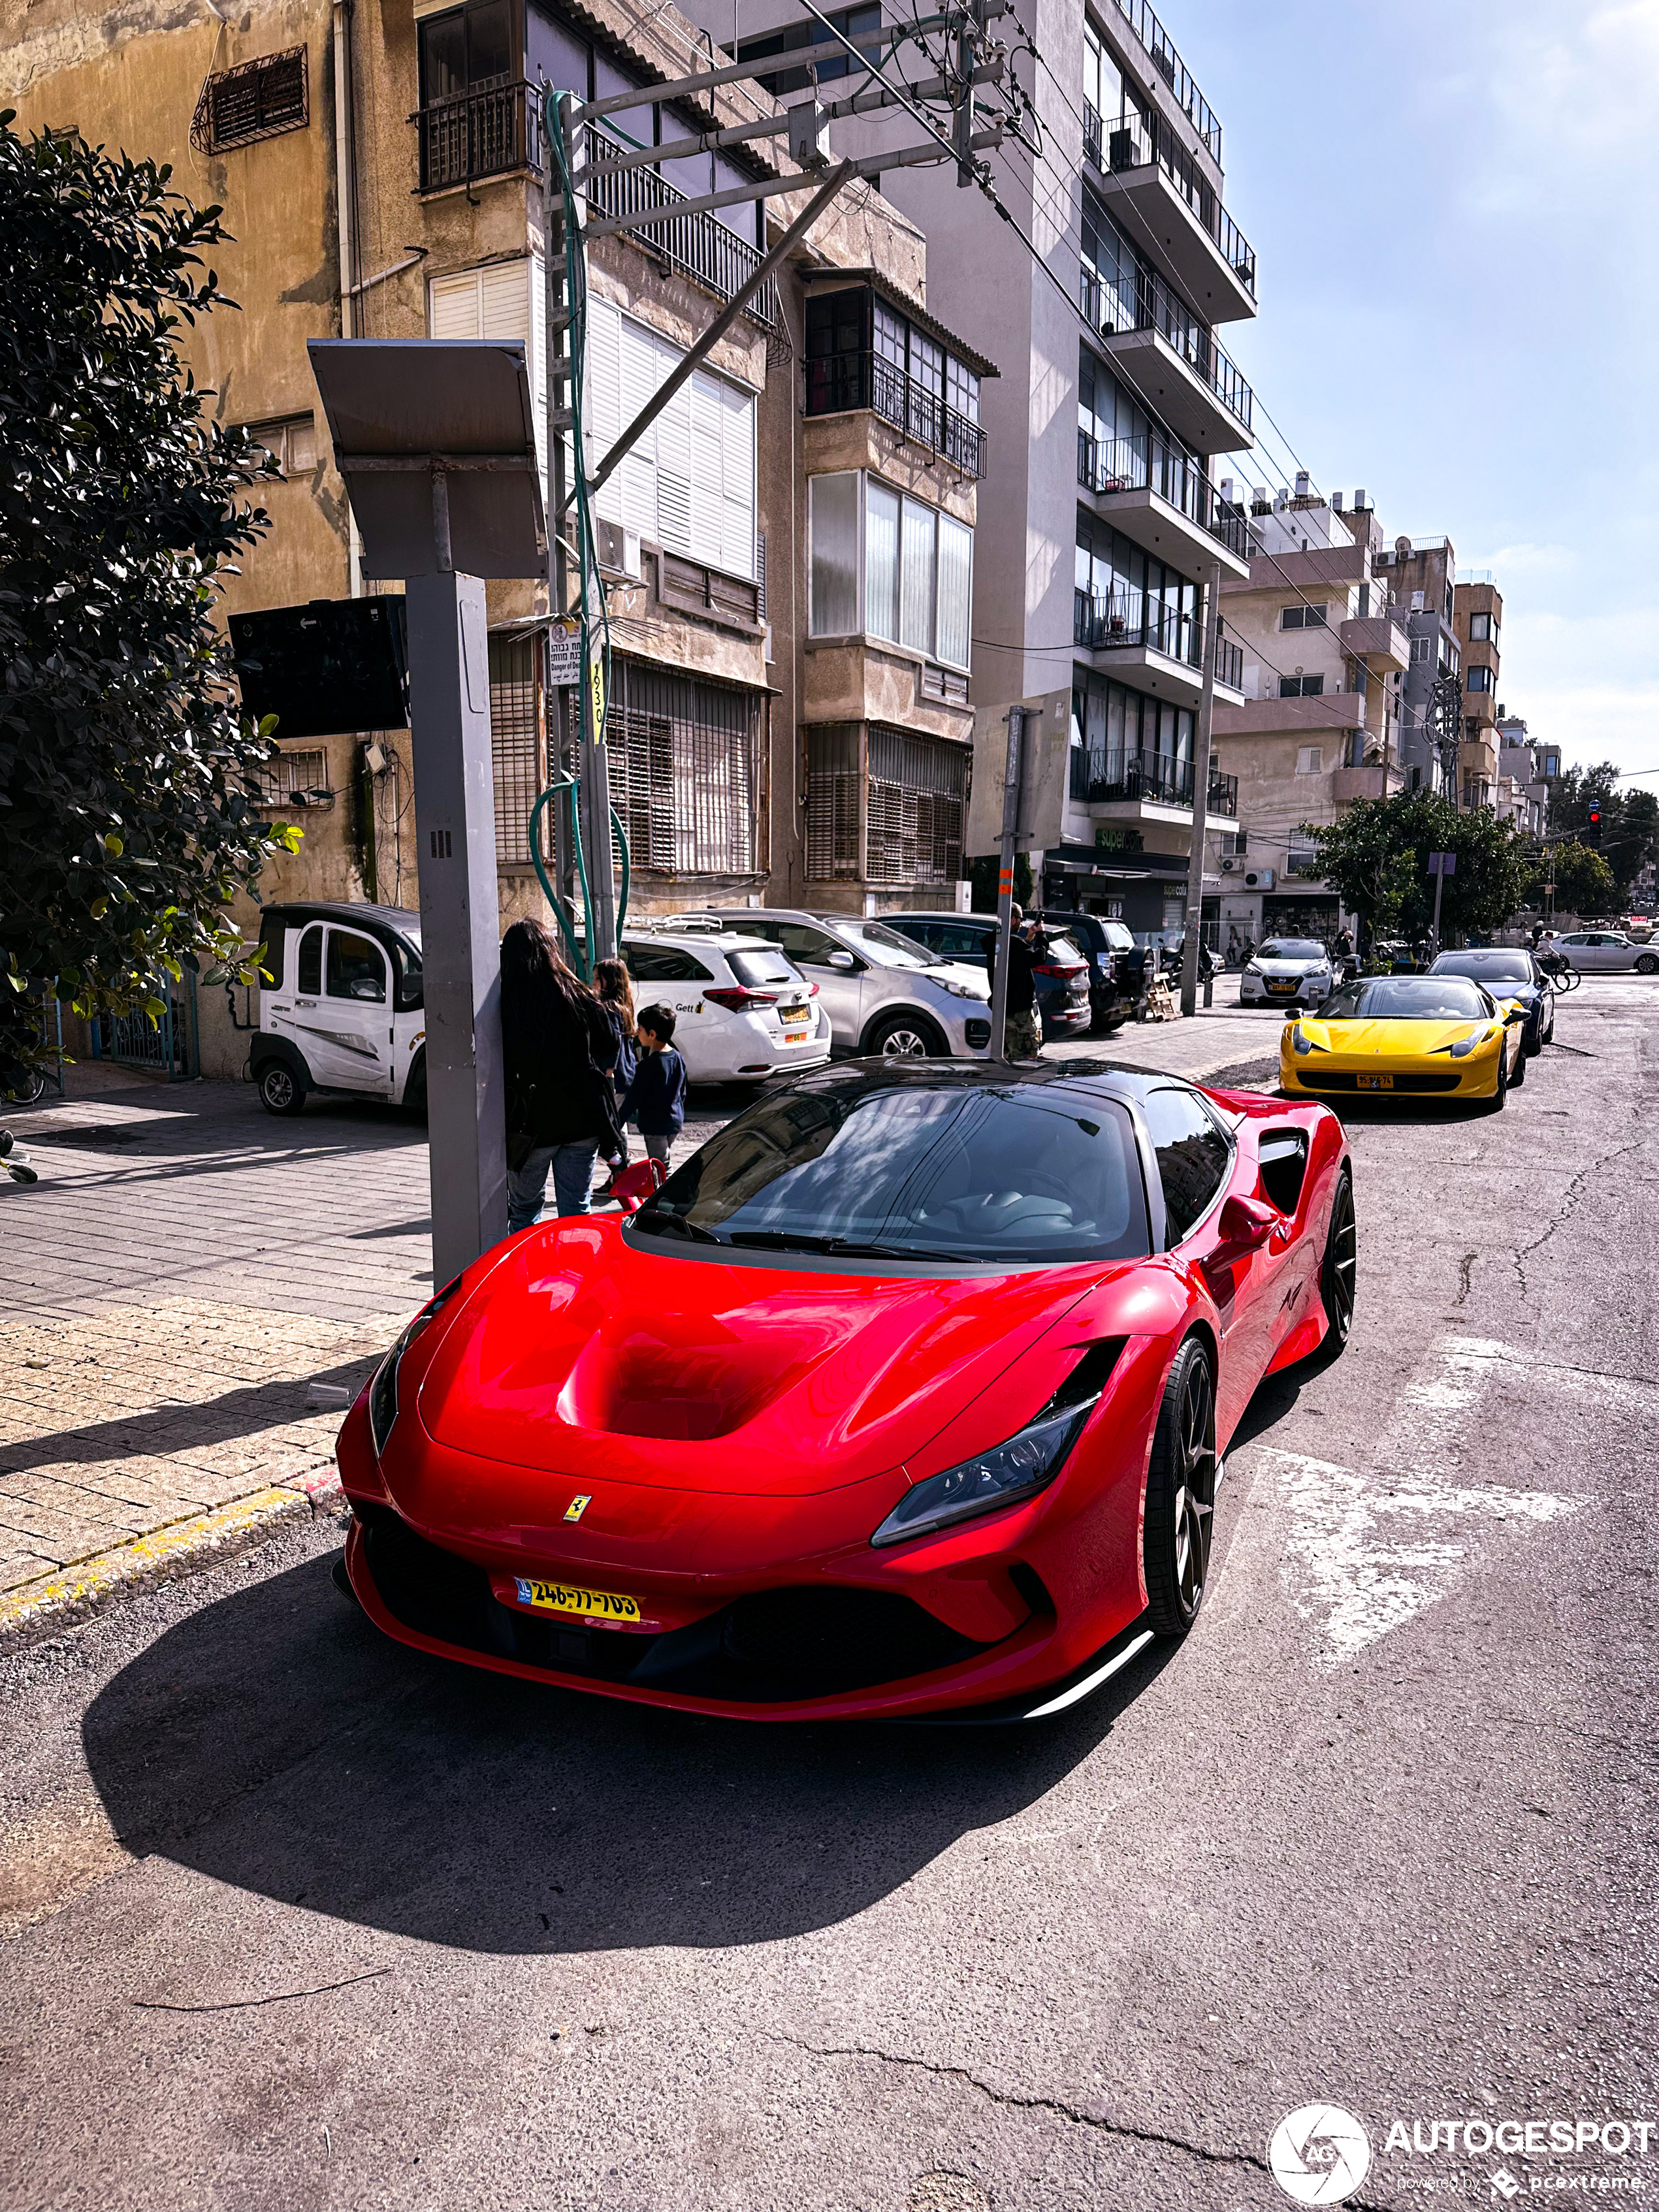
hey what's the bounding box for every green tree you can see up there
[1550,761,1658,900]
[1304,790,1531,946]
[0,114,298,1061]
[1528,842,1615,922]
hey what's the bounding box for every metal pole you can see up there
[1430,855,1446,956]
[545,91,577,917]
[1180,560,1221,1018]
[988,705,1025,1060]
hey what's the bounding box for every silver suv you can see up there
[677,909,992,1058]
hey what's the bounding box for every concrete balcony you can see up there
[1081,271,1253,457]
[1078,430,1250,582]
[1083,106,1257,325]
[1331,763,1407,803]
[1071,746,1240,829]
[1338,614,1409,673]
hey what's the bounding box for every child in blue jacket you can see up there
[620,1003,687,1163]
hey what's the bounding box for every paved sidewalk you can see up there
[0,996,1274,1641]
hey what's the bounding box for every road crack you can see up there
[133,1965,389,2013]
[1511,1138,1643,1298]
[762,2031,1272,2179]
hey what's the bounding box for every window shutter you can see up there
[428,268,484,339]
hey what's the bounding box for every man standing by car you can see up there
[986,906,1044,1060]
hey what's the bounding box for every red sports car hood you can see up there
[413,1218,1122,1496]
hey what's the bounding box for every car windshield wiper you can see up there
[724,1228,974,1262]
[632,1210,726,1245]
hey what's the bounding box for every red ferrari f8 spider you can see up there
[337,1061,1354,1722]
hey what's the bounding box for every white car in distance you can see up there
[611,925,833,1083]
[1239,937,1336,1010]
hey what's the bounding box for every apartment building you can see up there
[1495,713,1556,839]
[1452,578,1503,810]
[677,0,1260,934]
[1206,483,1407,944]
[4,0,989,1071]
[1370,536,1462,793]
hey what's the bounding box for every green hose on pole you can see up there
[528,777,631,978]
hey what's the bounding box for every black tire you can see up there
[2,1069,46,1108]
[1485,1050,1507,1114]
[402,1051,428,1120]
[7,1161,39,1185]
[1636,954,1658,975]
[257,1061,307,1117]
[1142,1339,1218,1640]
[1509,1044,1526,1086]
[865,1011,946,1060]
[1317,1168,1356,1355]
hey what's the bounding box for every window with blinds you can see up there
[866,728,967,888]
[427,259,546,485]
[190,46,308,153]
[489,634,540,865]
[584,297,756,582]
[607,658,760,876]
[806,725,863,880]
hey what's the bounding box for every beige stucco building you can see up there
[5,0,989,1072]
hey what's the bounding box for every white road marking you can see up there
[1249,1332,1588,1667]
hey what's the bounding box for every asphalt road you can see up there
[3,976,1657,2212]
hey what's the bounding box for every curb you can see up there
[0,1471,347,1657]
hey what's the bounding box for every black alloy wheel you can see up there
[258,1063,306,1117]
[1318,1168,1357,1354]
[1143,1339,1218,1639]
[1637,953,1658,975]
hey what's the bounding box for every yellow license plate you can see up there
[1356,1073,1394,1091]
[513,1576,641,1624]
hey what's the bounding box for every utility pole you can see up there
[988,704,1026,1060]
[1180,560,1222,1018]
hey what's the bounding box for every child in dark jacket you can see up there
[592,959,637,1188]
[620,1002,688,1164]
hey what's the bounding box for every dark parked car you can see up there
[884,913,1091,1040]
[1428,948,1556,1055]
[1037,908,1136,1033]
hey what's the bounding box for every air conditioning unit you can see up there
[596,520,642,581]
[1241,867,1276,891]
[1219,855,1244,874]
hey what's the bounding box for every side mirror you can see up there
[1217,1193,1279,1250]
[826,950,856,971]
[1504,1007,1528,1025]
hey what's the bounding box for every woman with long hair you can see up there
[498,918,620,1230]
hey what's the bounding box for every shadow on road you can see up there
[82,1552,1176,1956]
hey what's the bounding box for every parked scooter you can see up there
[0,1131,38,1186]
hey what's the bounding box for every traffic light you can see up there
[1587,809,1603,848]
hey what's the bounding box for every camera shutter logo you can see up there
[1268,2106,1372,2204]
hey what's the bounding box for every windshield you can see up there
[1317,978,1492,1021]
[1260,940,1326,962]
[1431,952,1532,984]
[634,1076,1150,1265]
[727,948,799,989]
[838,921,939,969]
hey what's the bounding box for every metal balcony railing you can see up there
[583,123,779,329]
[1082,105,1254,298]
[413,78,541,193]
[1074,588,1245,688]
[1069,746,1238,816]
[804,348,986,476]
[1078,264,1253,434]
[1108,0,1221,159]
[1078,428,1249,558]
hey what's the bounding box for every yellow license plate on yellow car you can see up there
[1356,1073,1393,1091]
[513,1577,641,1624]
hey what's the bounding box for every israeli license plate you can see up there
[1268,981,1296,994]
[512,1576,641,1625]
[1356,1073,1394,1091]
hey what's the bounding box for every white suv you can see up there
[614,925,831,1083]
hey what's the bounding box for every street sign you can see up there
[1428,850,1457,876]
[547,619,581,687]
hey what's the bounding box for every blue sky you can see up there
[1176,0,1659,780]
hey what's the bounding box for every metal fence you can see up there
[1078,261,1253,434]
[414,78,541,192]
[1074,589,1244,688]
[1082,104,1253,297]
[1069,748,1238,816]
[90,974,197,1081]
[489,633,541,866]
[584,124,779,329]
[1078,428,1250,558]
[865,728,968,888]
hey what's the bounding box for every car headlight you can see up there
[871,1343,1123,1548]
[933,975,990,1002]
[1289,1023,1326,1055]
[1244,961,1263,977]
[368,1274,464,1456]
[1444,1029,1494,1060]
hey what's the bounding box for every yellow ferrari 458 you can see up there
[1279,972,1528,1110]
